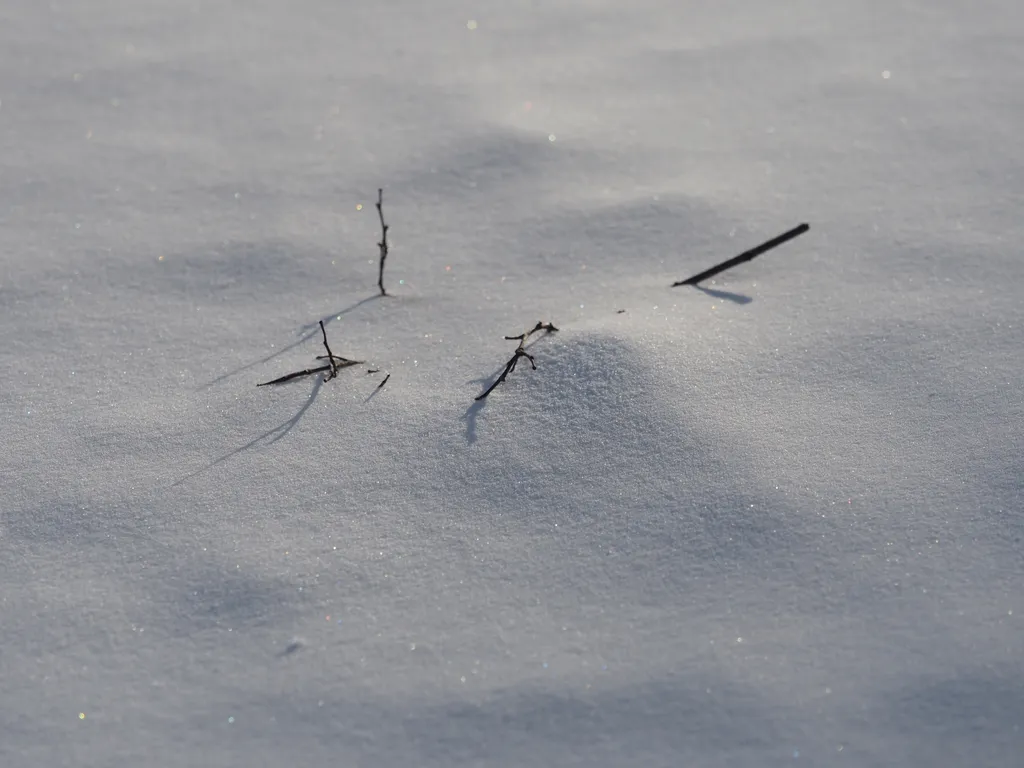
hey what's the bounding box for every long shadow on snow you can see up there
[172,376,324,487]
[203,294,379,388]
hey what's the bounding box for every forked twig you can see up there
[257,321,362,387]
[475,321,558,401]
[314,319,361,379]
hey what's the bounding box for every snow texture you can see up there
[2,1,1022,765]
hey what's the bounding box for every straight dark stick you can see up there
[376,188,389,296]
[376,373,390,390]
[673,223,809,286]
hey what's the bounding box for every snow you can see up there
[2,1,1022,765]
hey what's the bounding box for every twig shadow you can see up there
[462,398,487,445]
[297,293,382,335]
[364,379,387,403]
[694,285,753,305]
[203,294,380,388]
[277,640,304,657]
[172,377,324,487]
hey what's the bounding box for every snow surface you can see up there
[2,1,1023,765]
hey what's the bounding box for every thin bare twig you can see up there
[503,321,559,343]
[313,322,362,378]
[475,321,558,401]
[376,188,389,296]
[376,373,390,390]
[475,348,535,401]
[257,321,362,387]
[320,320,338,380]
[257,365,333,387]
[673,223,809,287]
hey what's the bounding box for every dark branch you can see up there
[376,373,390,390]
[475,320,556,401]
[320,320,338,380]
[503,321,559,342]
[257,365,332,387]
[475,348,535,401]
[376,188,389,296]
[673,223,810,286]
[257,321,361,386]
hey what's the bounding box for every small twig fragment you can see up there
[673,223,810,287]
[376,373,390,390]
